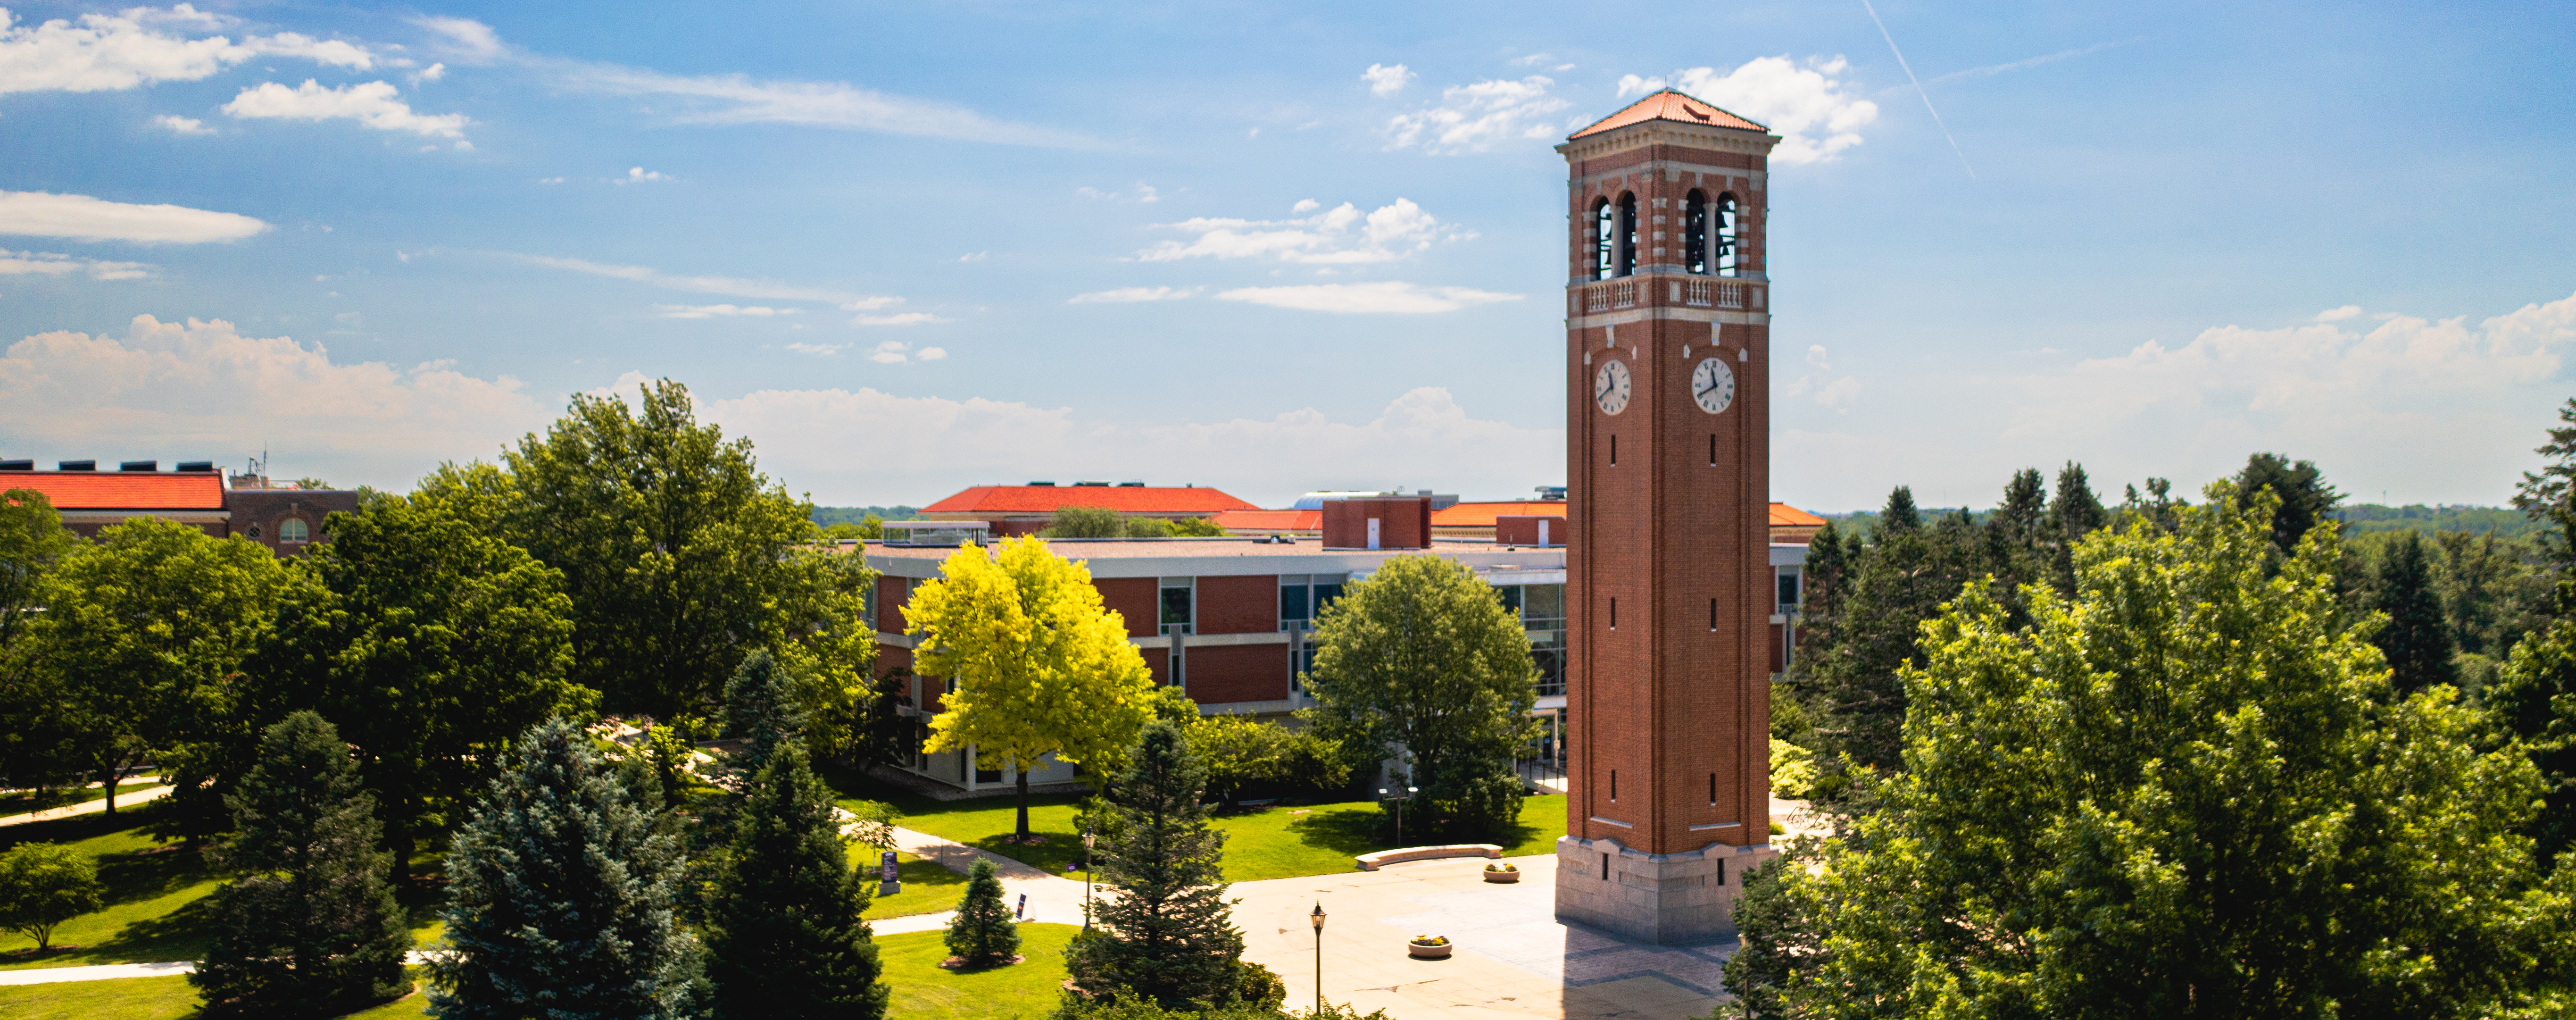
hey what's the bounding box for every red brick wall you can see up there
[876,576,910,633]
[1182,643,1287,705]
[1321,499,1431,549]
[1496,515,1562,547]
[1195,574,1275,635]
[1142,646,1171,685]
[1096,577,1158,638]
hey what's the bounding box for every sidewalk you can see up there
[858,824,1099,935]
[0,783,172,828]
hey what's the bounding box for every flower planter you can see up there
[1407,940,1452,960]
[1482,867,1520,883]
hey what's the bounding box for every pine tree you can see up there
[723,649,807,778]
[2235,451,2342,556]
[189,711,411,1017]
[1878,486,1920,533]
[1066,721,1245,1009]
[2374,531,2459,695]
[944,858,1020,967]
[706,742,888,1019]
[2046,461,2106,593]
[428,718,701,1020]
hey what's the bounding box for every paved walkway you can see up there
[861,824,1099,935]
[0,782,171,828]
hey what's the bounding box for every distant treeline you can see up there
[810,506,922,526]
[1827,502,2540,540]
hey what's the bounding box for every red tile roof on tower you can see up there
[924,485,1260,515]
[2,472,226,510]
[1568,89,1767,139]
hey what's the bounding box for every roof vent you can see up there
[175,461,215,473]
[1027,481,1056,486]
[120,460,158,472]
[0,460,30,471]
[1117,480,1145,487]
[58,460,95,472]
[1073,480,1110,487]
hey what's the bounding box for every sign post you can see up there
[879,850,900,897]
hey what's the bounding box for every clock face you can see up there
[1594,359,1632,416]
[1691,357,1736,415]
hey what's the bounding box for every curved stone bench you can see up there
[1354,844,1504,871]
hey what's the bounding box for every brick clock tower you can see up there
[1553,91,1782,945]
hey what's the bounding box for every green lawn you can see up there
[0,808,446,971]
[880,922,1075,1020]
[862,851,969,920]
[819,765,1567,884]
[0,781,166,819]
[0,968,429,1019]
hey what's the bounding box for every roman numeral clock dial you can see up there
[1594,359,1631,415]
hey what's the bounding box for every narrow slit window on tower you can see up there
[1602,853,1611,879]
[1610,597,1618,629]
[1683,189,1709,275]
[1610,435,1618,465]
[1715,192,1739,277]
[1610,769,1618,801]
[1594,199,1616,281]
[1617,192,1639,277]
[1708,435,1716,466]
[1708,773,1716,805]
[1709,597,1717,630]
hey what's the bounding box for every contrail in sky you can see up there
[1858,0,1977,179]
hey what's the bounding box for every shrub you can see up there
[944,858,1019,967]
[0,842,101,951]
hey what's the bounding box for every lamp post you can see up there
[1379,786,1418,845]
[1082,816,1097,931]
[1310,901,1327,1015]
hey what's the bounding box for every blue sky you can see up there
[3,0,2571,510]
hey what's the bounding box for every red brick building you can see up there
[920,483,1259,537]
[0,460,359,557]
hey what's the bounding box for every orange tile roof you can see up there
[2,472,226,510]
[1213,509,1321,530]
[1770,503,1827,527]
[1569,89,1767,140]
[1433,501,1569,527]
[925,485,1259,515]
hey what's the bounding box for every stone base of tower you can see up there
[1553,835,1778,945]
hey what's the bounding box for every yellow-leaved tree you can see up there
[908,537,1157,840]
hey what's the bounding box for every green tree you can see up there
[2511,396,2576,570]
[1067,721,1245,1009]
[0,842,101,951]
[2046,462,2107,594]
[1168,518,1227,538]
[25,517,290,815]
[1042,506,1127,538]
[1305,555,1537,839]
[191,711,411,1016]
[1714,854,1822,1020]
[2372,530,2459,695]
[1736,490,2576,1017]
[909,536,1158,840]
[1800,491,1991,777]
[425,378,871,722]
[429,718,702,1020]
[706,742,889,1019]
[945,858,1021,968]
[1187,715,1294,808]
[2490,592,2576,871]
[723,650,807,779]
[2235,451,2342,556]
[0,489,78,792]
[250,497,589,870]
[1878,485,1920,532]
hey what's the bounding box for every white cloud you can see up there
[1215,281,1522,314]
[698,385,1558,507]
[0,249,154,280]
[1135,198,1465,264]
[0,189,267,243]
[1361,62,1413,96]
[509,253,889,305]
[785,342,843,356]
[1070,286,1198,304]
[959,251,989,262]
[414,61,444,83]
[150,113,212,134]
[0,6,374,95]
[222,79,467,138]
[2315,305,2363,322]
[618,166,671,184]
[534,176,565,185]
[1632,58,1878,165]
[411,17,502,64]
[854,312,947,327]
[652,303,797,319]
[860,339,947,362]
[1291,199,1320,213]
[1779,344,1861,410]
[1078,184,1162,204]
[556,60,1097,148]
[1382,75,1569,154]
[0,314,548,486]
[839,297,903,311]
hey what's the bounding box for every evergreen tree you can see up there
[1715,855,1823,1020]
[945,858,1020,967]
[723,650,808,779]
[1067,721,1246,1009]
[2491,591,2576,872]
[2511,396,2576,571]
[2235,451,2342,556]
[2373,531,2459,696]
[1804,508,1991,777]
[2048,461,2106,538]
[429,718,701,1020]
[705,742,888,1019]
[192,711,412,1017]
[1878,486,1920,533]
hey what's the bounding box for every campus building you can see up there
[0,458,361,557]
[918,482,1260,536]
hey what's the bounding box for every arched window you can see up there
[1715,192,1740,277]
[1617,192,1638,277]
[1593,199,1615,281]
[278,518,309,543]
[1683,189,1710,275]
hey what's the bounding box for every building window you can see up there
[1778,569,1802,612]
[1498,584,1566,696]
[1617,192,1638,277]
[1683,189,1710,275]
[1593,199,1615,281]
[1159,577,1195,635]
[1715,192,1739,277]
[277,518,310,543]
